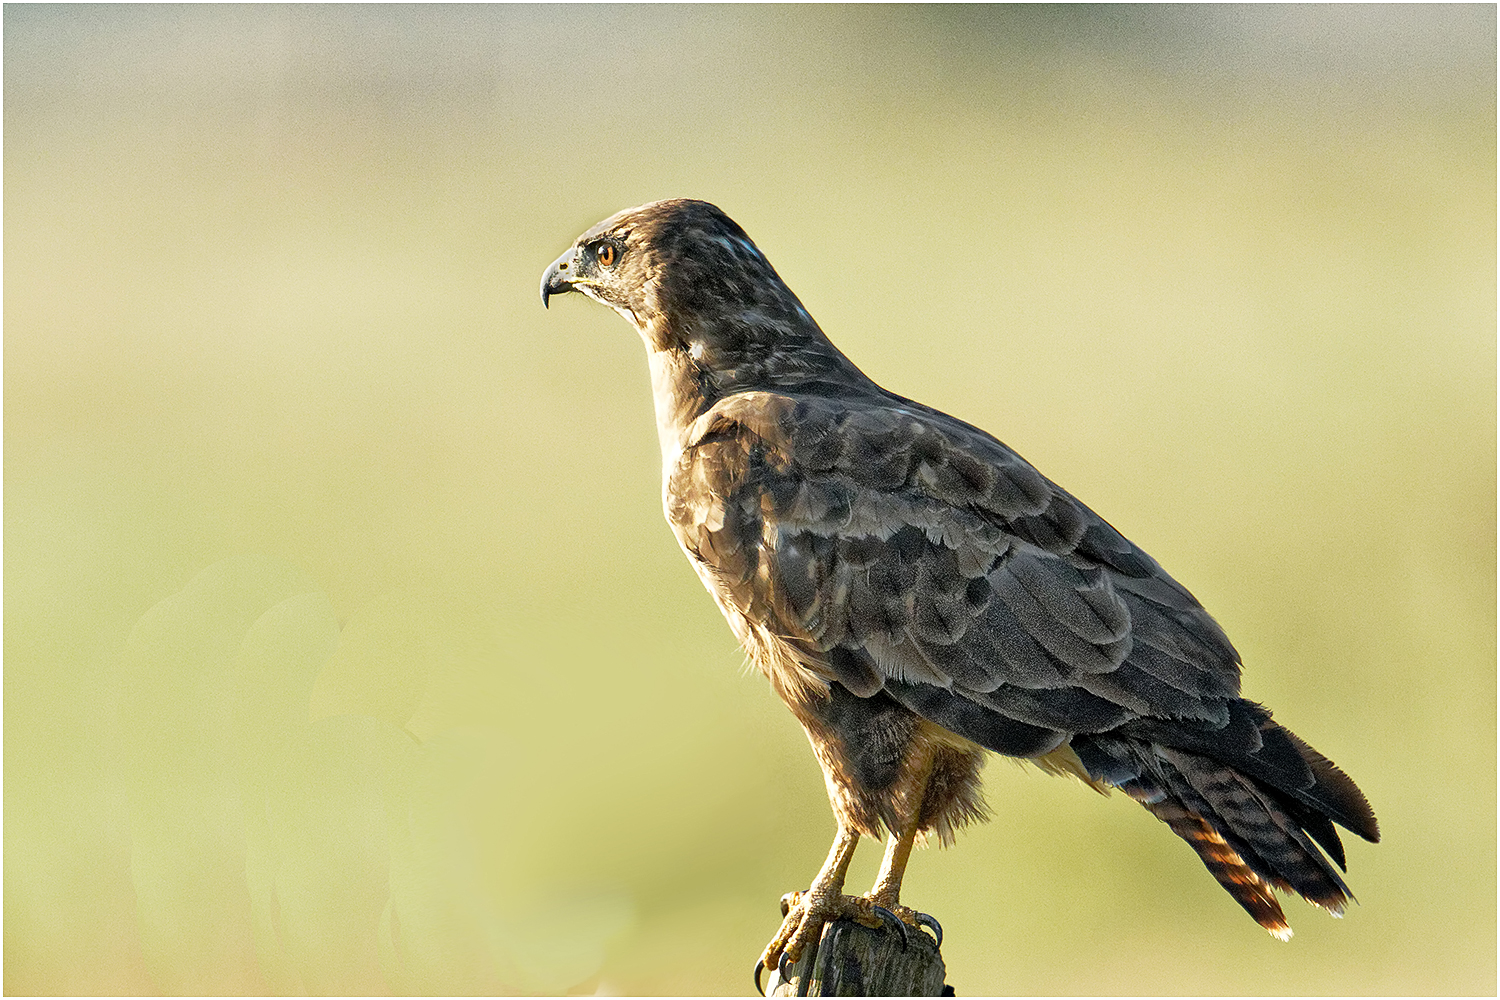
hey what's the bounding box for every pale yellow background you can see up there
[6,6,1495,996]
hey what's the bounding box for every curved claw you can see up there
[870,905,909,949]
[778,950,795,985]
[915,911,943,947]
[753,959,767,996]
[779,892,796,918]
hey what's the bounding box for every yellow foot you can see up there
[754,892,931,995]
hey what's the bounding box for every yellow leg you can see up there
[869,737,938,910]
[756,749,945,992]
[757,824,860,982]
[868,813,922,909]
[805,824,861,911]
[861,749,944,947]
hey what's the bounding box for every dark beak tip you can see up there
[540,265,560,309]
[540,249,576,310]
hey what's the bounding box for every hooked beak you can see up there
[540,247,578,308]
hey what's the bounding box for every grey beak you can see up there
[540,247,578,308]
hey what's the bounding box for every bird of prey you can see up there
[540,199,1378,988]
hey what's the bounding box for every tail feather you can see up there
[1277,723,1380,844]
[1125,767,1295,938]
[1074,717,1375,937]
[1285,801,1347,870]
[1131,701,1379,844]
[1156,746,1353,910]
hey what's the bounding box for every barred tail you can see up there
[1073,702,1378,938]
[1135,785,1296,938]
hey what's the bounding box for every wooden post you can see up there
[768,916,950,997]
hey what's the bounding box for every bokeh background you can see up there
[6,5,1495,995]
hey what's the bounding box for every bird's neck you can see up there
[645,345,709,475]
[640,307,875,474]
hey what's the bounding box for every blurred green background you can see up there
[5,5,1494,995]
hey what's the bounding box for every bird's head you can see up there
[540,199,821,356]
[540,199,880,408]
[538,201,662,323]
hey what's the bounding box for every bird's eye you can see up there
[596,243,618,267]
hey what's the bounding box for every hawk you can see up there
[540,199,1378,989]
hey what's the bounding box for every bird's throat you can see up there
[646,345,712,478]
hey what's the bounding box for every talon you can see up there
[780,892,797,918]
[778,950,795,986]
[916,911,943,947]
[754,959,767,996]
[871,905,909,949]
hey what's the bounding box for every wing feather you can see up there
[670,391,1248,742]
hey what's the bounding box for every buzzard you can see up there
[540,199,1378,988]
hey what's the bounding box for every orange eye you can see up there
[596,243,617,267]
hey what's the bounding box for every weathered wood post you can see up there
[767,916,950,997]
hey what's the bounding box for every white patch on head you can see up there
[688,340,706,361]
